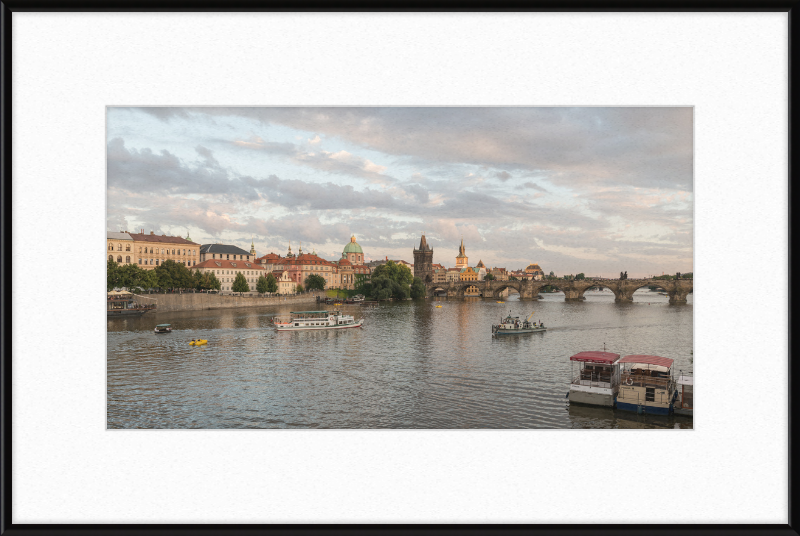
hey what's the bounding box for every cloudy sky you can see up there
[107,107,693,277]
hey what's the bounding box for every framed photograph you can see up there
[3,6,791,530]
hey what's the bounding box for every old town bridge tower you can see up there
[413,234,434,283]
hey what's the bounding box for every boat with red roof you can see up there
[616,355,678,415]
[567,351,622,407]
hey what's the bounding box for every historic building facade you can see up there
[199,243,254,263]
[191,258,265,294]
[525,263,545,280]
[109,230,200,270]
[412,233,434,283]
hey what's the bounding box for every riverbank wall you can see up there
[133,291,324,313]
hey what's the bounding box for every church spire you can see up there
[250,236,256,257]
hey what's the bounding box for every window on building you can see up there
[138,258,142,264]
[126,256,130,263]
[109,255,113,261]
[227,254,230,260]
[117,255,122,262]
[126,244,131,251]
[156,259,160,265]
[117,243,122,251]
[108,244,113,251]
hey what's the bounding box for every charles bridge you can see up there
[424,278,693,304]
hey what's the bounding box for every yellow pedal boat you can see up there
[435,305,442,308]
[189,339,207,346]
[496,301,505,303]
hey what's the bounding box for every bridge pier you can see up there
[563,290,584,301]
[669,291,689,304]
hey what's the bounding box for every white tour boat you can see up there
[273,310,364,331]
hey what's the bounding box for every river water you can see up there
[107,289,693,429]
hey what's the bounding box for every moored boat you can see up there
[273,310,363,331]
[616,355,677,415]
[674,372,693,417]
[189,339,207,346]
[107,291,156,317]
[567,351,621,407]
[154,324,172,334]
[491,312,546,335]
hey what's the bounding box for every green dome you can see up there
[343,236,363,254]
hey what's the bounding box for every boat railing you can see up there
[620,372,673,390]
[572,378,612,389]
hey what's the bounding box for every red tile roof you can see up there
[128,232,198,245]
[192,259,265,270]
[257,252,284,262]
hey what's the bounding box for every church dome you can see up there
[342,235,363,254]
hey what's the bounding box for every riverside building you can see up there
[108,230,200,269]
[191,258,265,294]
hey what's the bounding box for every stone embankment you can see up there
[133,291,324,313]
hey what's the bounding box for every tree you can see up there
[232,272,250,295]
[371,260,412,286]
[155,259,194,290]
[575,273,585,280]
[370,275,409,301]
[354,273,371,293]
[256,275,269,295]
[483,273,495,281]
[195,271,221,291]
[508,275,518,281]
[296,284,304,293]
[549,271,555,277]
[410,277,426,299]
[107,259,120,291]
[265,273,278,293]
[304,274,326,291]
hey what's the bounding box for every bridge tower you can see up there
[413,234,434,283]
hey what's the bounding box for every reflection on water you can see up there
[107,290,692,428]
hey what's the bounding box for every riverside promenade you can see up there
[132,291,324,313]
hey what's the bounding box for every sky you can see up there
[106,107,693,277]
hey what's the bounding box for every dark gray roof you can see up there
[200,244,251,256]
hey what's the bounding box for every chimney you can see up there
[150,231,154,235]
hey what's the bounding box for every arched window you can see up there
[117,255,122,262]
[108,243,113,251]
[125,256,130,263]
[117,243,122,251]
[108,255,113,262]
[126,244,131,251]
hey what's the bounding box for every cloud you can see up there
[128,106,692,191]
[523,182,548,193]
[495,171,512,181]
[308,134,321,145]
[232,136,394,185]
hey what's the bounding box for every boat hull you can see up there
[108,309,149,317]
[276,321,364,331]
[494,328,546,335]
[615,400,673,415]
[674,407,693,417]
[568,389,615,407]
